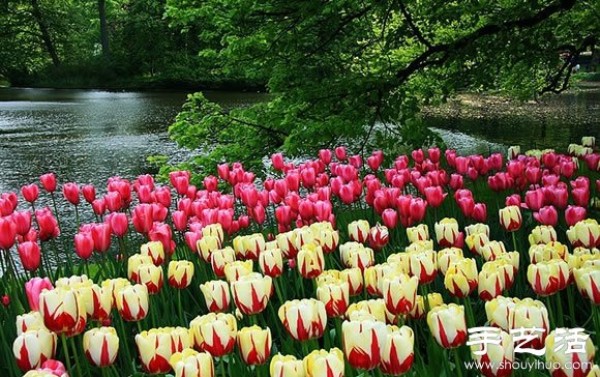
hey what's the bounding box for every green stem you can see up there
[544,296,556,329]
[50,192,62,230]
[464,296,476,328]
[301,340,310,357]
[593,305,600,354]
[554,292,564,328]
[177,289,185,325]
[70,336,84,377]
[274,277,285,304]
[567,285,576,327]
[453,347,464,377]
[60,334,74,376]
[219,357,227,377]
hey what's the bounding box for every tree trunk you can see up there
[98,0,110,60]
[30,0,60,66]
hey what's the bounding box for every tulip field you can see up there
[1,140,600,377]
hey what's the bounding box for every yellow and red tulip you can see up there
[499,205,522,232]
[382,273,418,315]
[348,220,370,243]
[566,219,600,248]
[190,312,237,357]
[508,298,549,350]
[340,267,363,296]
[116,284,148,321]
[470,329,513,377]
[83,327,119,367]
[168,260,194,289]
[444,258,478,298]
[316,280,349,318]
[408,293,444,320]
[527,259,569,296]
[270,354,304,377]
[224,260,253,283]
[16,311,46,335]
[406,224,429,243]
[380,325,414,376]
[12,328,57,371]
[303,348,345,377]
[426,303,467,348]
[297,243,325,279]
[545,328,595,377]
[169,348,214,377]
[278,299,327,341]
[233,233,266,260]
[200,280,231,313]
[136,263,164,294]
[259,247,284,278]
[198,235,222,262]
[341,318,388,370]
[210,246,236,278]
[237,326,272,365]
[231,272,272,315]
[39,287,86,336]
[140,241,165,266]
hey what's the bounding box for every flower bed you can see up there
[1,139,600,377]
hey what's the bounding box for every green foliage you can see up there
[163,0,599,177]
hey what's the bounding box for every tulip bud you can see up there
[297,243,325,279]
[368,224,389,250]
[528,241,568,264]
[470,329,514,377]
[12,328,57,371]
[211,247,236,278]
[434,218,463,248]
[508,298,549,350]
[406,224,429,243]
[278,299,327,341]
[340,267,363,296]
[127,254,153,282]
[348,220,370,243]
[528,225,558,245]
[342,318,388,370]
[224,260,253,283]
[140,241,165,266]
[200,280,231,313]
[116,284,148,321]
[198,235,221,262]
[408,249,438,284]
[169,348,214,377]
[527,259,569,296]
[545,328,595,377]
[237,326,272,365]
[382,273,418,315]
[341,243,374,271]
[136,263,164,294]
[480,241,507,262]
[437,247,464,275]
[16,311,46,335]
[231,273,272,315]
[259,248,283,277]
[408,293,444,320]
[444,258,478,298]
[233,233,266,260]
[39,173,57,193]
[83,327,119,367]
[478,261,512,301]
[566,219,600,248]
[168,260,194,289]
[380,325,414,376]
[573,266,600,304]
[21,184,40,203]
[270,354,304,377]
[135,327,191,374]
[316,281,349,318]
[303,348,344,377]
[190,313,237,357]
[427,303,467,348]
[18,241,41,272]
[39,287,86,336]
[499,206,522,232]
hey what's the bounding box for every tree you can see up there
[163,0,599,177]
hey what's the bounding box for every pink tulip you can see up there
[184,231,201,253]
[457,197,475,218]
[92,223,111,253]
[132,204,153,234]
[565,205,587,227]
[449,174,463,190]
[92,198,106,216]
[348,155,362,168]
[271,153,285,171]
[0,192,18,215]
[505,194,521,206]
[11,210,32,236]
[381,208,398,229]
[217,163,229,180]
[62,182,80,205]
[572,187,589,207]
[524,189,544,211]
[74,232,94,260]
[153,187,172,208]
[335,146,347,161]
[472,203,487,222]
[35,208,60,241]
[38,359,67,377]
[172,210,188,232]
[21,184,40,203]
[18,241,41,271]
[104,191,122,212]
[319,149,332,165]
[424,186,446,208]
[411,149,424,163]
[428,147,441,163]
[204,175,218,192]
[40,173,57,193]
[25,277,53,311]
[169,171,191,195]
[108,212,129,237]
[534,206,558,226]
[300,168,316,188]
[82,184,96,204]
[149,222,175,255]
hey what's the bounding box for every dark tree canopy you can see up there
[162,0,600,177]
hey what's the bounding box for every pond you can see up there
[1,87,599,198]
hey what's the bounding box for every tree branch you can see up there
[397,0,431,48]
